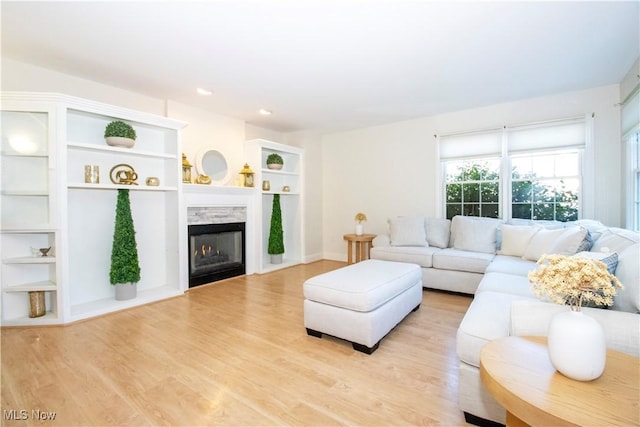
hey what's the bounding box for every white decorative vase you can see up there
[547,310,606,381]
[355,224,364,235]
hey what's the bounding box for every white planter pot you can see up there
[355,224,364,235]
[115,282,137,301]
[547,310,606,381]
[106,136,135,148]
[270,254,283,264]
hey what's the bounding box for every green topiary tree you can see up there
[268,194,285,255]
[104,120,137,140]
[110,189,141,284]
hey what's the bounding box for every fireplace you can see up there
[188,222,246,287]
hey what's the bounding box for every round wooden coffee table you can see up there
[480,336,639,426]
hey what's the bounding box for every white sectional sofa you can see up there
[371,215,640,426]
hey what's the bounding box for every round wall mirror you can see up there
[195,148,230,185]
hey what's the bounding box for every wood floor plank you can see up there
[1,260,474,426]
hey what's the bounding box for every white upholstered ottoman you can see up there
[303,259,422,354]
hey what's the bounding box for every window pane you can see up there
[555,153,579,176]
[532,155,555,177]
[512,204,532,219]
[512,181,532,202]
[447,204,461,219]
[463,204,480,216]
[533,203,555,220]
[481,182,499,202]
[463,183,480,202]
[446,184,462,203]
[556,203,578,222]
[512,157,533,178]
[481,204,499,218]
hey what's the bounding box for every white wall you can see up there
[321,85,622,261]
[166,100,245,185]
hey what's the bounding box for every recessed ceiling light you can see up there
[259,109,273,116]
[196,88,213,96]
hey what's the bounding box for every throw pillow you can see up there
[452,216,500,254]
[497,224,540,257]
[591,229,639,254]
[425,218,451,248]
[522,228,567,261]
[547,227,588,256]
[575,230,594,252]
[575,251,619,274]
[389,217,428,247]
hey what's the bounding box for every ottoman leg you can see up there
[352,341,380,355]
[306,328,323,338]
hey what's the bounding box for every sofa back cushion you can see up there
[389,216,429,247]
[592,228,639,254]
[450,215,502,254]
[522,228,567,261]
[498,224,540,257]
[425,218,451,248]
[612,244,640,313]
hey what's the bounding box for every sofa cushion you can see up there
[425,218,451,248]
[612,244,640,313]
[476,272,536,298]
[370,245,439,268]
[546,226,588,256]
[592,228,639,254]
[389,216,428,247]
[522,228,567,261]
[451,216,501,254]
[432,248,494,274]
[456,291,534,367]
[497,224,540,257]
[485,255,537,277]
[575,251,619,274]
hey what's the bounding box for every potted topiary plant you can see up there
[110,189,141,300]
[266,153,283,170]
[268,194,285,264]
[104,120,137,148]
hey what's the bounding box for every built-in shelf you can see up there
[3,256,56,264]
[68,183,177,191]
[67,141,177,159]
[70,286,182,321]
[4,281,57,292]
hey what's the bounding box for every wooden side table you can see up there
[480,336,639,427]
[343,234,376,264]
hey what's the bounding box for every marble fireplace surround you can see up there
[183,185,257,277]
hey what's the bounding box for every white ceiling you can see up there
[2,1,639,133]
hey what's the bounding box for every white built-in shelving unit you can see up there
[245,139,304,273]
[1,92,186,325]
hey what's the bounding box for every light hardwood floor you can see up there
[1,260,474,426]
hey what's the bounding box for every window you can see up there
[439,116,589,221]
[622,86,639,231]
[445,159,500,218]
[511,151,580,221]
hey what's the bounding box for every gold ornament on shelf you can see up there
[240,163,255,187]
[109,163,138,185]
[195,174,212,185]
[182,153,193,183]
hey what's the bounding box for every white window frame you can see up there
[437,115,593,221]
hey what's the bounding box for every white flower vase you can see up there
[355,223,364,235]
[547,310,606,381]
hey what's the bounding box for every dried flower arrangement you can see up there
[528,254,623,311]
[354,212,367,224]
